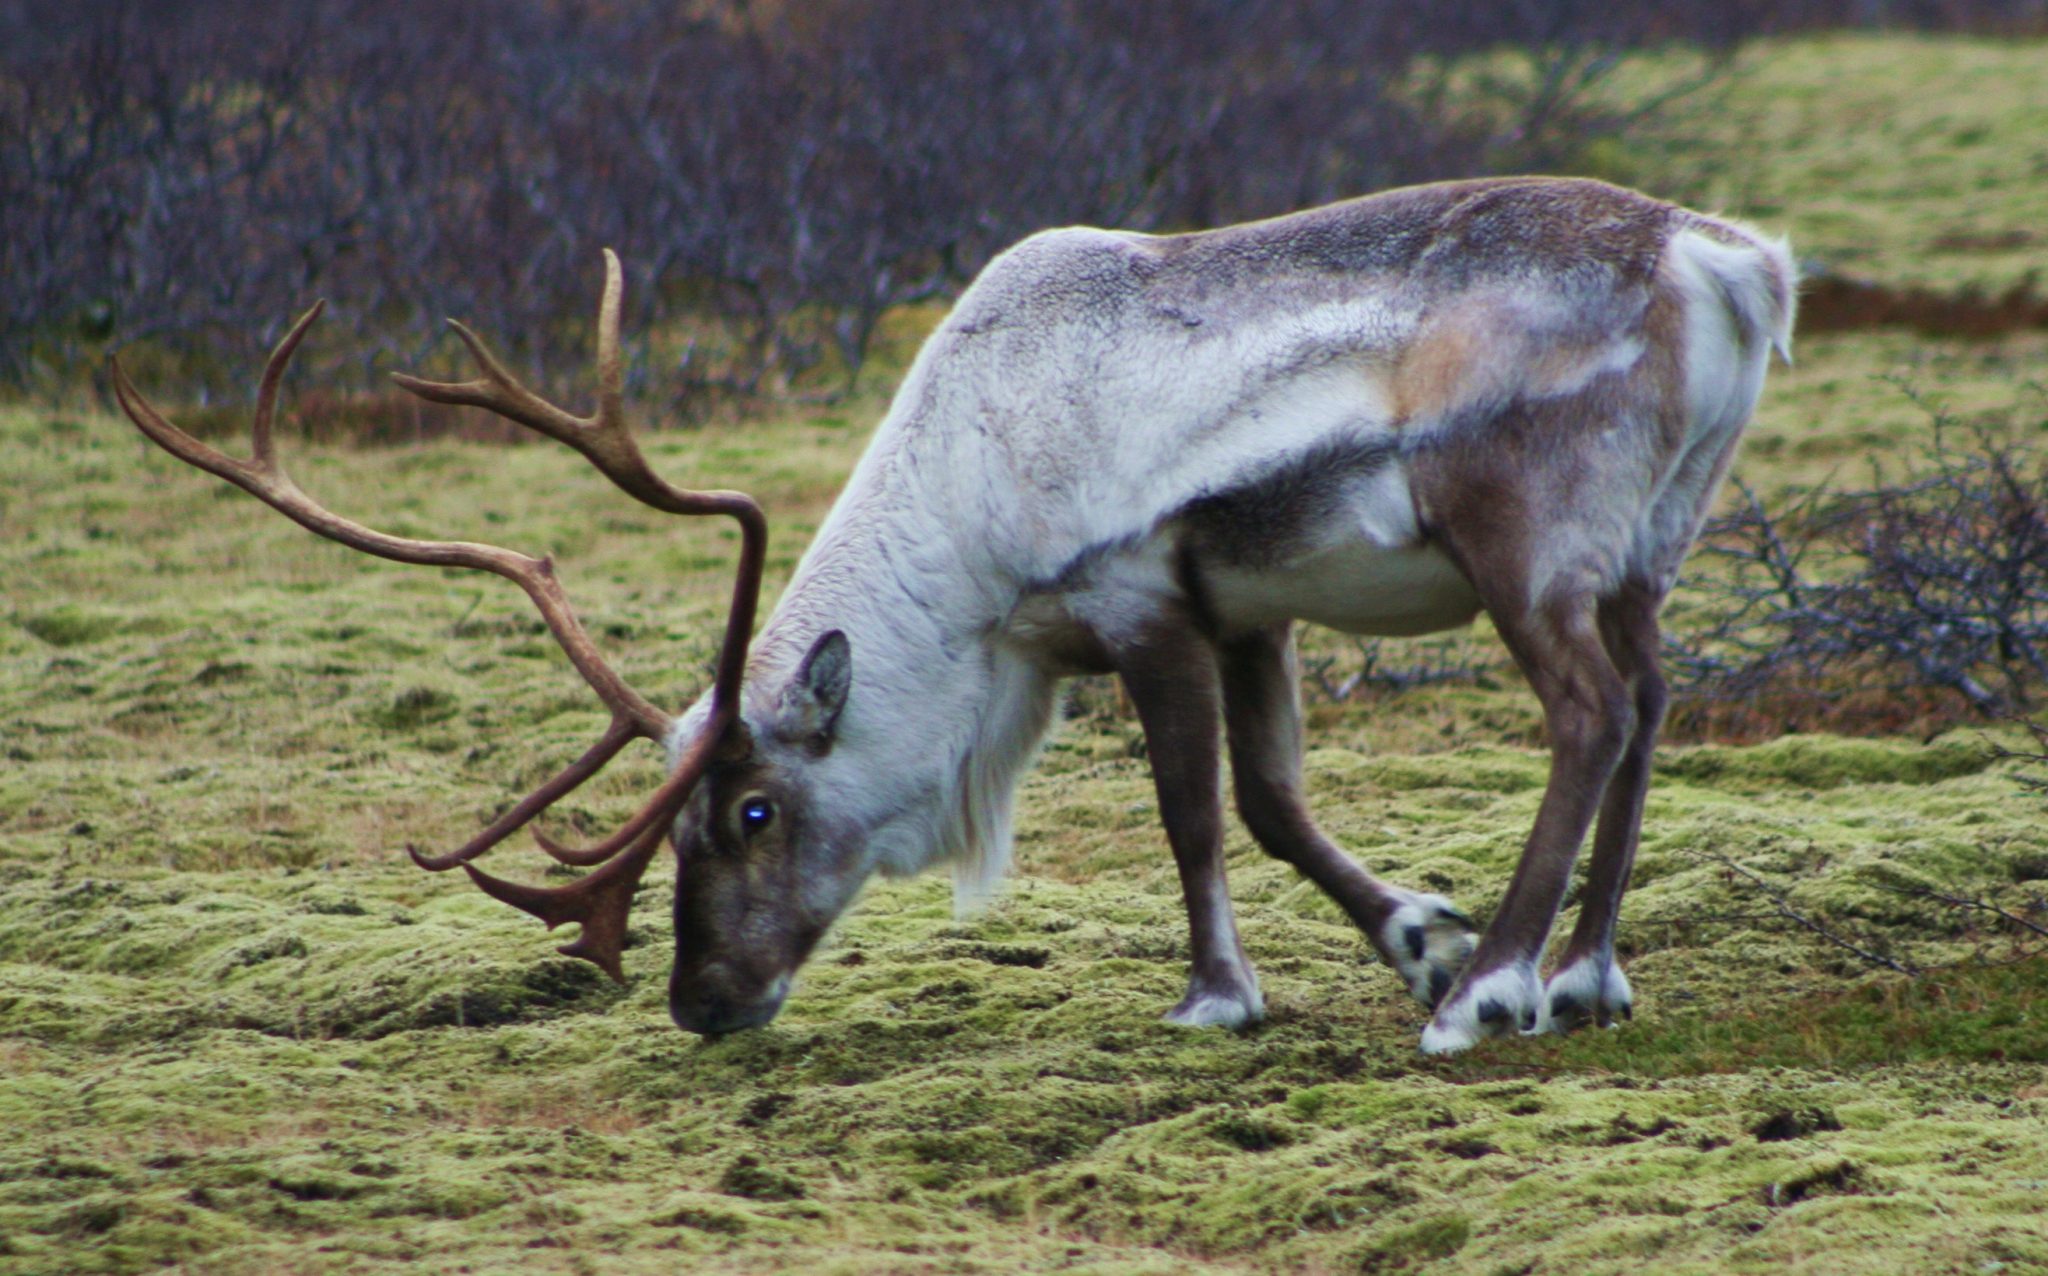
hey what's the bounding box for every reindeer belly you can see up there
[1174,445,1482,637]
[1202,540,1481,636]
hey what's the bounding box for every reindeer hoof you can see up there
[1537,953,1633,1034]
[1380,890,1477,1009]
[1164,970,1264,1029]
[1418,963,1542,1055]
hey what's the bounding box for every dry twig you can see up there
[1691,849,1922,975]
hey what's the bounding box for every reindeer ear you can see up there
[780,630,851,747]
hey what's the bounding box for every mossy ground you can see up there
[5,31,2048,1276]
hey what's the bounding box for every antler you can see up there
[108,254,768,984]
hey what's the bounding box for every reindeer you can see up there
[112,177,1793,1054]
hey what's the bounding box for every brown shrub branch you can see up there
[1667,388,2048,740]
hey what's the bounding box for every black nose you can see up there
[669,970,790,1036]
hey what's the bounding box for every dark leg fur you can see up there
[1541,585,1666,1033]
[1219,623,1475,1006]
[1421,590,1634,1053]
[1114,620,1264,1028]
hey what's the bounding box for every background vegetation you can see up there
[3,6,2048,1274]
[5,0,2045,401]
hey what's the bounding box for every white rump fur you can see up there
[1670,224,1796,445]
[1618,223,1795,596]
[692,182,1794,916]
[1681,225,1796,365]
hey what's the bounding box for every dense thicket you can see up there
[1668,404,2048,736]
[3,0,2041,401]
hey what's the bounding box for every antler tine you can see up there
[407,713,639,872]
[504,497,763,868]
[527,732,710,867]
[389,250,769,862]
[111,305,678,834]
[249,303,315,468]
[456,703,732,982]
[113,256,771,986]
[112,301,327,490]
[462,821,664,985]
[393,249,755,519]
[111,321,671,743]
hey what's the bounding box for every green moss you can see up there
[1656,734,1994,792]
[717,1154,808,1201]
[12,607,124,648]
[364,685,462,732]
[1356,1213,1472,1270]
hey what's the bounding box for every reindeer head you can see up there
[663,630,857,1034]
[109,253,827,1032]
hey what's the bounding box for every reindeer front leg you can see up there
[1115,624,1265,1029]
[1219,623,1477,1006]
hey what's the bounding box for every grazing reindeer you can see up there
[114,177,1792,1054]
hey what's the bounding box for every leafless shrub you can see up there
[6,0,2039,409]
[1691,849,1925,975]
[1668,387,2048,739]
[0,0,1470,402]
[1991,713,2048,793]
[13,0,1997,410]
[1302,637,1502,703]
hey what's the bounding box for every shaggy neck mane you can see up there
[754,438,1058,912]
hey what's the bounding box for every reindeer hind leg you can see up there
[1420,589,1634,1054]
[1543,414,1745,1033]
[1539,588,1668,1034]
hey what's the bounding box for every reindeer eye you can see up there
[738,797,776,834]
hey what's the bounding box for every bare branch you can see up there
[1690,850,1921,976]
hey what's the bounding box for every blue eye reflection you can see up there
[739,797,775,832]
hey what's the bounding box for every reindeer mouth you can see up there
[671,971,792,1036]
